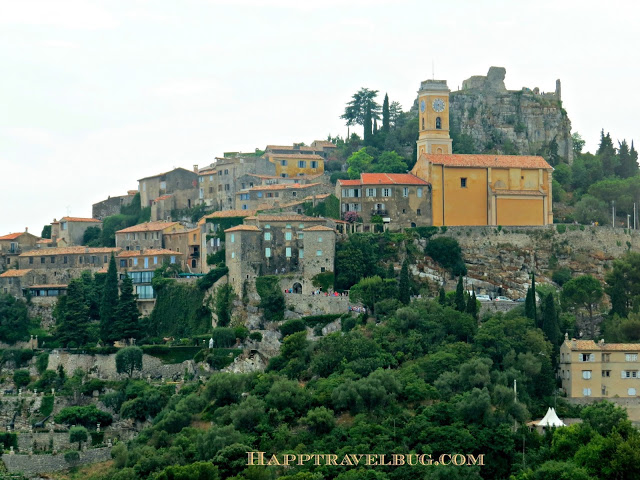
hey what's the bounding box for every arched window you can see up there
[436,117,441,129]
[421,117,425,130]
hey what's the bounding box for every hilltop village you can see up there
[3,70,640,479]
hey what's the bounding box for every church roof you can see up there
[360,173,429,185]
[424,154,552,170]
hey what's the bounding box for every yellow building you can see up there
[264,153,324,178]
[560,338,640,402]
[411,79,553,226]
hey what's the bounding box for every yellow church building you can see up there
[411,79,554,226]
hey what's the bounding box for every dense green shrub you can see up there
[280,319,306,337]
[54,404,112,428]
[13,370,30,388]
[256,276,285,322]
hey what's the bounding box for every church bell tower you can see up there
[416,79,453,156]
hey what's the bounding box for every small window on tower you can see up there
[422,118,425,130]
[461,178,467,188]
[436,117,442,129]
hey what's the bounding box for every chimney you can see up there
[85,247,89,254]
[25,227,28,233]
[194,164,199,173]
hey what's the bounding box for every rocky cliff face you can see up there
[450,67,573,163]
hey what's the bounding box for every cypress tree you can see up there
[363,105,372,145]
[531,272,538,327]
[398,260,410,305]
[382,93,390,132]
[438,287,446,305]
[57,279,91,348]
[525,287,534,320]
[466,291,477,319]
[387,263,395,279]
[100,254,119,343]
[542,293,561,346]
[373,118,378,135]
[455,276,465,312]
[115,275,140,342]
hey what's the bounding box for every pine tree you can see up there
[455,276,465,312]
[598,130,618,174]
[438,287,446,305]
[466,292,477,319]
[100,255,119,343]
[616,140,637,178]
[542,293,561,346]
[382,93,390,132]
[398,260,410,305]
[363,105,372,146]
[115,275,140,342]
[56,279,91,347]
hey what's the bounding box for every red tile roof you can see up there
[266,145,318,152]
[244,183,322,192]
[19,247,121,257]
[245,214,325,222]
[116,221,179,234]
[0,232,25,241]
[360,173,429,185]
[265,153,324,160]
[36,238,53,244]
[154,194,173,201]
[0,269,32,278]
[198,210,257,225]
[425,154,552,169]
[117,249,183,258]
[336,179,361,186]
[224,225,261,233]
[303,225,335,232]
[565,340,640,351]
[52,217,101,224]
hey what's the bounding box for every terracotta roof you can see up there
[244,214,325,222]
[244,183,322,192]
[29,284,68,289]
[224,225,261,233]
[36,239,53,244]
[276,193,332,209]
[303,225,335,232]
[116,221,179,234]
[425,154,552,169]
[96,266,108,274]
[360,173,429,185]
[0,269,32,278]
[266,145,318,152]
[0,232,25,241]
[117,249,183,258]
[336,179,362,186]
[19,247,121,257]
[565,340,640,351]
[198,210,257,225]
[58,217,101,223]
[265,153,324,160]
[154,194,173,201]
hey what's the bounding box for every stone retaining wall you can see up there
[2,446,112,476]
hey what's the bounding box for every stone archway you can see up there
[292,282,302,294]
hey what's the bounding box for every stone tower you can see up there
[416,79,453,157]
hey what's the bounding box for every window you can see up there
[154,256,158,265]
[436,117,441,129]
[50,256,54,263]
[64,256,68,264]
[136,285,154,299]
[61,222,67,230]
[209,186,213,193]
[622,370,638,378]
[298,160,306,168]
[403,187,409,197]
[626,353,638,362]
[422,117,425,130]
[366,188,376,197]
[285,232,292,241]
[264,224,270,229]
[286,224,291,229]
[311,161,317,169]
[133,258,138,266]
[602,370,611,377]
[142,182,146,191]
[580,353,595,362]
[461,178,467,188]
[144,233,148,240]
[582,370,592,380]
[170,256,176,264]
[144,257,149,268]
[264,232,271,241]
[318,236,323,243]
[29,257,33,264]
[265,248,271,258]
[298,233,304,239]
[316,250,322,256]
[299,223,304,228]
[120,260,127,268]
[257,192,263,198]
[224,169,229,175]
[240,193,250,200]
[417,187,423,198]
[382,188,391,197]
[224,184,230,191]
[603,353,611,362]
[299,249,304,258]
[104,255,108,263]
[210,175,213,181]
[583,388,592,397]
[218,171,223,176]
[79,256,83,264]
[242,204,248,210]
[231,252,235,259]
[160,181,166,190]
[230,234,235,243]
[41,257,45,264]
[281,160,288,166]
[417,209,421,216]
[630,388,637,396]
[126,233,131,240]
[286,247,292,258]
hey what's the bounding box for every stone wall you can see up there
[28,297,57,329]
[284,292,349,316]
[2,446,112,476]
[451,66,573,163]
[92,194,135,220]
[46,352,195,380]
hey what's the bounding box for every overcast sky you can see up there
[1,0,638,235]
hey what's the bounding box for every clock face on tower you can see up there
[432,98,445,113]
[420,100,425,113]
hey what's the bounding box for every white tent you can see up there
[537,407,566,428]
